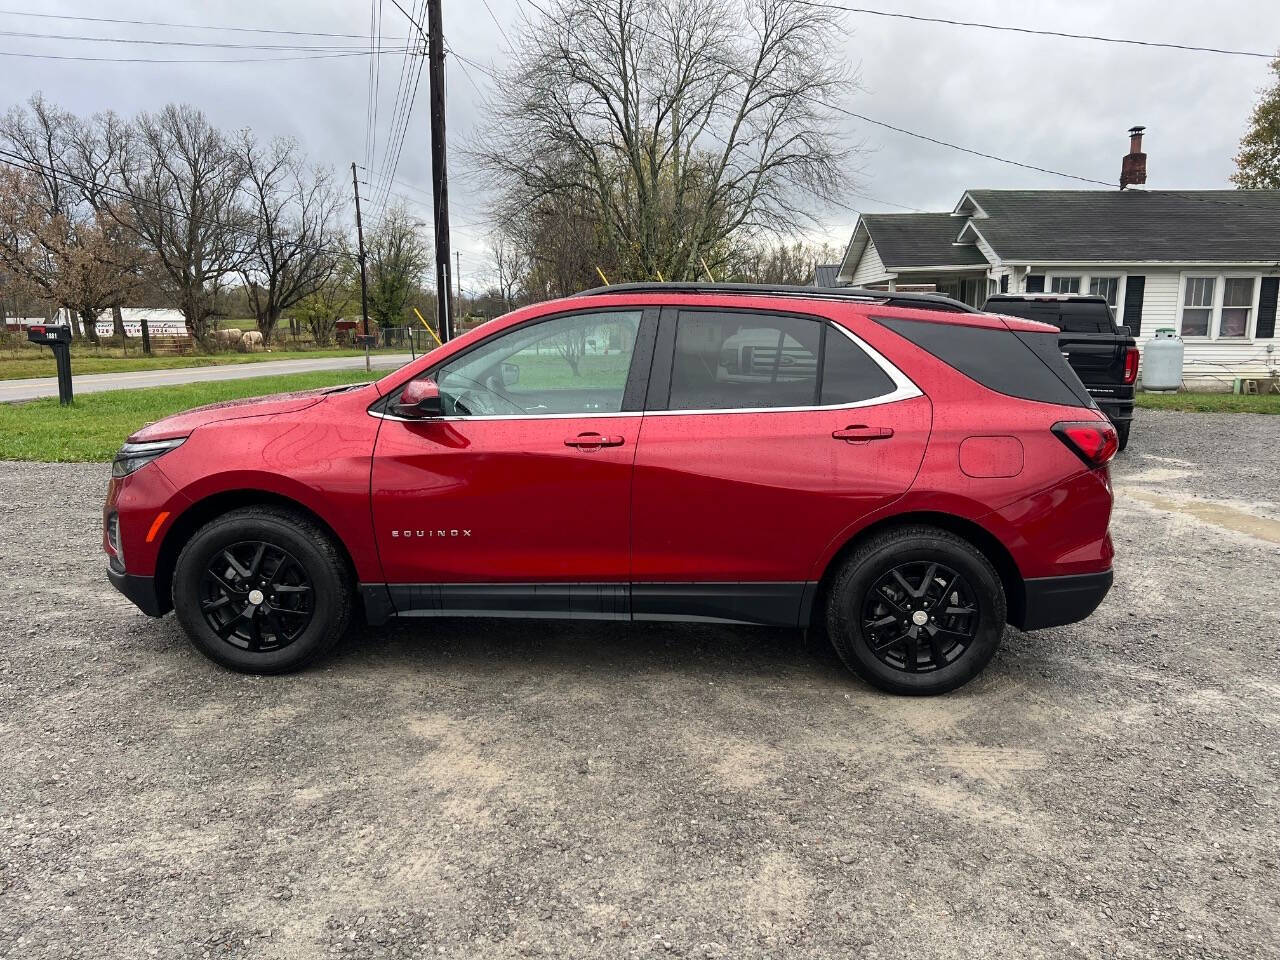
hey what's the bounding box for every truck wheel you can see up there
[172,506,352,674]
[825,526,1006,695]
[1115,421,1131,451]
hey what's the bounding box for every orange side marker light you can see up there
[145,511,171,543]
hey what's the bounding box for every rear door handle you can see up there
[565,432,625,450]
[832,425,894,442]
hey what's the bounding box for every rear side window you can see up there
[666,311,896,411]
[876,316,1093,408]
[821,328,896,404]
[669,312,820,410]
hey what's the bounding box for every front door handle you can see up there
[832,425,894,443]
[565,432,625,450]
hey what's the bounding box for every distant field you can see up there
[0,370,375,462]
[1137,391,1280,414]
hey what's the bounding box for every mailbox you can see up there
[27,324,74,404]
[27,324,72,345]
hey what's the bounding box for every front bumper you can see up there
[1015,569,1113,631]
[107,563,167,617]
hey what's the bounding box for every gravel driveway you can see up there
[1,409,1277,960]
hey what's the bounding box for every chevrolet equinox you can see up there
[105,284,1117,695]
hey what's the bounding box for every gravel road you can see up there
[1,409,1277,960]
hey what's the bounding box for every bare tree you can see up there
[295,252,356,347]
[117,105,248,346]
[237,133,345,343]
[66,110,135,338]
[367,204,429,327]
[489,234,531,310]
[477,0,852,283]
[727,239,840,284]
[0,167,145,339]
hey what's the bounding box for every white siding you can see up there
[850,239,891,287]
[1132,268,1279,387]
[1015,264,1279,387]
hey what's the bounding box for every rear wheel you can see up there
[1115,420,1131,451]
[172,506,352,674]
[825,526,1006,695]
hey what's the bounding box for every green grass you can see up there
[0,370,376,462]
[1137,391,1280,414]
[0,346,404,380]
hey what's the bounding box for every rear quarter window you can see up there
[876,316,1093,408]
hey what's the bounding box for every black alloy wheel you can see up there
[825,525,1006,695]
[861,561,979,673]
[199,541,314,652]
[172,506,352,674]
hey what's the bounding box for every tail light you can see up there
[1122,346,1139,385]
[1053,421,1119,468]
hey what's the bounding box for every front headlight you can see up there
[111,437,186,478]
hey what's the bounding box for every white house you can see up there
[824,130,1280,387]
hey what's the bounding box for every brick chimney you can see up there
[1120,125,1146,189]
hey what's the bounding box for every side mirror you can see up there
[500,361,520,387]
[394,377,444,419]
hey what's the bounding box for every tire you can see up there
[1115,420,1131,452]
[825,525,1006,696]
[172,506,352,674]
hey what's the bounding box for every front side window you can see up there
[1220,277,1255,338]
[1181,277,1215,337]
[1089,276,1120,308]
[434,310,641,416]
[1050,275,1081,294]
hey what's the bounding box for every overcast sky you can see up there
[4,0,1277,287]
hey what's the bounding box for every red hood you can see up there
[127,388,335,442]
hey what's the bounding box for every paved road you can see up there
[2,410,1278,959]
[0,353,415,403]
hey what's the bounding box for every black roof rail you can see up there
[573,282,980,313]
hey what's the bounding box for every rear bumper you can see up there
[1015,569,1113,631]
[1088,385,1135,424]
[107,564,167,618]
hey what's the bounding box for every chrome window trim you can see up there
[369,322,920,423]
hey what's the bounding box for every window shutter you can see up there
[1257,277,1279,339]
[1025,274,1045,292]
[999,274,1009,293]
[1122,275,1145,335]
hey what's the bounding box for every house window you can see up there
[1220,278,1255,338]
[1180,277,1215,337]
[1089,276,1120,308]
[1050,276,1081,294]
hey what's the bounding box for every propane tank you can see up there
[1141,328,1184,391]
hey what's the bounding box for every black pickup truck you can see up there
[983,293,1139,450]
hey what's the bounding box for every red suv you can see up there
[104,284,1116,695]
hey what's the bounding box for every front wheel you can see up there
[825,526,1007,695]
[172,506,352,674]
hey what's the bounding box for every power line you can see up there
[0,49,402,64]
[0,27,413,52]
[0,7,409,41]
[793,0,1275,59]
[478,0,513,48]
[511,0,1116,187]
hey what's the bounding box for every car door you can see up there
[629,307,932,626]
[370,307,657,618]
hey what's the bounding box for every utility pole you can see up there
[455,249,461,323]
[427,0,453,341]
[350,162,372,371]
